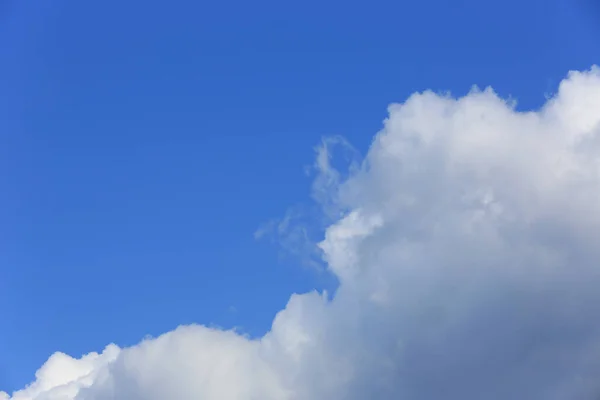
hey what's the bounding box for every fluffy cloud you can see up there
[4,66,600,400]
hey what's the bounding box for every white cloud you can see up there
[1,345,120,400]
[4,66,600,399]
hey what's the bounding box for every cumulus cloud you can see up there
[4,66,600,400]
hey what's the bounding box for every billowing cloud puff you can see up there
[4,66,600,400]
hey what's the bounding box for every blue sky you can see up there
[1,0,598,393]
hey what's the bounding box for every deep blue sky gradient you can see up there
[1,0,598,392]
